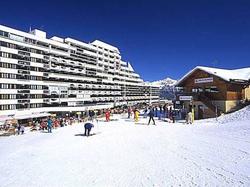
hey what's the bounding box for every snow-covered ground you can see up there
[0,107,250,187]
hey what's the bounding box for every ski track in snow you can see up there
[0,112,250,187]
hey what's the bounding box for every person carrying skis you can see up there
[84,122,94,136]
[148,107,156,125]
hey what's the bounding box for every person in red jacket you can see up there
[105,109,111,122]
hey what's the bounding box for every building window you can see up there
[0,30,9,37]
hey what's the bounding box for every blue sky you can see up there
[0,0,250,81]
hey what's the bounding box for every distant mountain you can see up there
[151,77,177,100]
[151,77,177,87]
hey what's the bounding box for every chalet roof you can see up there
[177,66,250,86]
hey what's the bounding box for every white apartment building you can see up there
[0,24,159,119]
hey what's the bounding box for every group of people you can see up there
[16,123,25,135]
[127,104,194,125]
[0,104,195,138]
[127,105,173,125]
[30,117,75,133]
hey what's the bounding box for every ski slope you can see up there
[0,107,250,187]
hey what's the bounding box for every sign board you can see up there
[195,77,213,84]
[179,96,193,101]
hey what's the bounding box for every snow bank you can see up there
[217,105,250,124]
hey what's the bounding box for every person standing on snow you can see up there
[105,109,111,122]
[128,107,132,119]
[187,111,193,124]
[148,107,156,125]
[16,123,21,135]
[84,122,94,136]
[143,107,148,118]
[134,108,140,122]
[89,110,95,122]
[20,125,25,134]
[47,117,53,133]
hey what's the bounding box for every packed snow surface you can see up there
[0,108,250,187]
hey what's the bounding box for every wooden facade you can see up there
[177,69,248,119]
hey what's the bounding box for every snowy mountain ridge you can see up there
[151,77,177,88]
[151,77,177,100]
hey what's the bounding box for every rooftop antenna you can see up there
[29,25,32,32]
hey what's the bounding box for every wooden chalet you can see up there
[176,66,250,119]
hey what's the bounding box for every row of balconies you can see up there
[68,84,121,90]
[50,64,85,73]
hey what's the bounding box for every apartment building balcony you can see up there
[43,98,50,103]
[17,74,30,80]
[17,99,30,104]
[18,94,30,99]
[50,98,60,103]
[43,64,50,69]
[17,51,30,58]
[18,60,30,66]
[17,88,30,93]
[18,70,30,74]
[43,90,50,94]
[16,103,29,110]
[43,56,50,61]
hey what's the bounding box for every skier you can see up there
[89,110,95,122]
[16,123,21,135]
[20,125,25,134]
[134,108,140,122]
[159,105,163,120]
[143,107,148,118]
[128,107,132,119]
[84,122,94,136]
[148,107,156,125]
[172,110,176,123]
[187,111,193,124]
[105,109,111,122]
[47,117,53,133]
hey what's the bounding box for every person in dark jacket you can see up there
[89,110,95,122]
[148,107,156,125]
[84,122,94,136]
[16,123,21,135]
